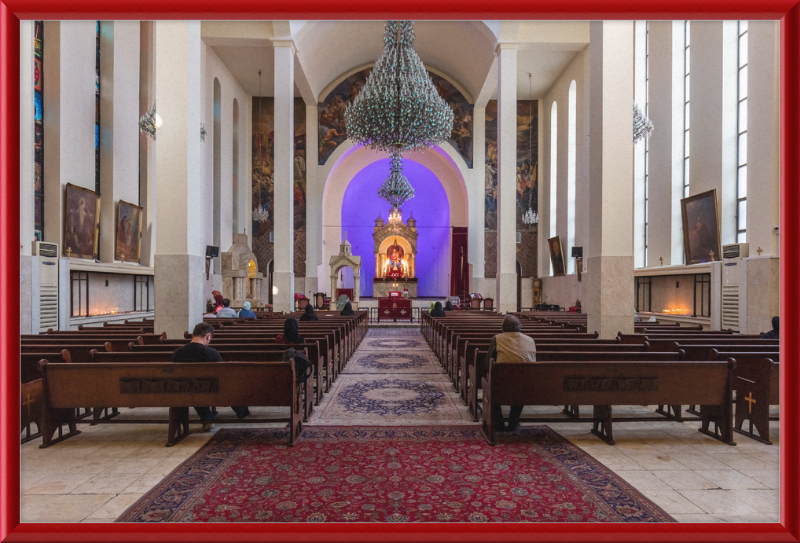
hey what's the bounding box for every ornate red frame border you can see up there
[1,2,798,541]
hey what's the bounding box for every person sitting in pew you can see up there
[444,301,455,312]
[277,317,305,345]
[171,322,250,430]
[216,298,237,318]
[238,301,256,319]
[202,302,217,318]
[430,302,446,318]
[300,304,319,321]
[340,302,355,316]
[484,315,537,432]
[761,316,779,339]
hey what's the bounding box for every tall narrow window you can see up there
[683,21,691,199]
[213,78,222,255]
[95,21,100,194]
[567,81,576,274]
[34,21,44,239]
[736,21,748,243]
[644,22,650,265]
[549,101,558,276]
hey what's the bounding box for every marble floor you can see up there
[19,327,780,523]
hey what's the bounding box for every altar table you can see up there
[377,297,413,322]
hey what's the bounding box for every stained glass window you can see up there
[34,21,44,239]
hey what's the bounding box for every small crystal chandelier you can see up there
[522,208,538,225]
[378,149,415,208]
[139,101,157,140]
[344,21,454,153]
[633,101,654,144]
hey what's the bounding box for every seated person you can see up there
[483,315,537,432]
[238,301,256,319]
[212,291,224,313]
[216,298,237,318]
[300,304,319,321]
[761,316,779,339]
[202,302,217,318]
[276,317,305,344]
[430,301,446,318]
[171,322,250,430]
[340,302,355,316]
[444,301,455,311]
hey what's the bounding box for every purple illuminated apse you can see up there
[341,158,451,297]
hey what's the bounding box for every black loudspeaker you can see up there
[571,246,583,258]
[206,245,219,258]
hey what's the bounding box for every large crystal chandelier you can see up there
[633,101,654,144]
[377,150,415,208]
[345,21,454,153]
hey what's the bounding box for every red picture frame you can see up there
[1,2,798,542]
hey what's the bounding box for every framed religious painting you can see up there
[115,200,143,263]
[63,183,100,259]
[681,189,722,264]
[548,235,566,277]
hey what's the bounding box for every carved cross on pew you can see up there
[383,309,390,315]
[757,247,763,256]
[400,309,407,315]
[23,394,34,417]
[745,392,756,414]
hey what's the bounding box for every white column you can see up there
[98,21,141,263]
[20,20,35,255]
[153,21,204,338]
[43,21,97,246]
[495,43,518,313]
[646,21,677,267]
[272,41,295,313]
[690,21,738,247]
[741,21,780,334]
[305,102,321,294]
[587,21,635,338]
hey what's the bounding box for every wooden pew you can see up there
[39,361,304,447]
[480,358,735,446]
[716,353,780,445]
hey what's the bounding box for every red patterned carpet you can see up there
[117,426,674,523]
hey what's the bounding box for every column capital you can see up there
[495,42,520,54]
[270,38,298,55]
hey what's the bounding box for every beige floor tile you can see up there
[615,470,668,490]
[652,470,718,491]
[22,494,115,523]
[641,488,705,515]
[120,473,169,494]
[667,453,732,471]
[737,469,780,489]
[23,473,94,495]
[709,513,779,523]
[618,451,688,471]
[707,453,773,470]
[680,489,760,516]
[86,493,145,519]
[728,490,780,514]
[698,469,768,490]
[71,472,141,495]
[671,513,721,523]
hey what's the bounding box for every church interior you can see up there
[13,18,788,528]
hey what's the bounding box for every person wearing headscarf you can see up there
[238,301,256,319]
[340,302,355,316]
[212,291,224,313]
[444,301,455,311]
[277,317,305,344]
[761,316,779,339]
[430,302,446,318]
[300,304,319,321]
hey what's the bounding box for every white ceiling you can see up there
[204,21,589,102]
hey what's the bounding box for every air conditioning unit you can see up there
[721,243,749,332]
[33,241,59,332]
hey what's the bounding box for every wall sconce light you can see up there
[200,123,207,143]
[139,101,158,140]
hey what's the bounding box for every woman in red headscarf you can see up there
[212,290,224,313]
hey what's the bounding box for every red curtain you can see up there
[450,227,469,297]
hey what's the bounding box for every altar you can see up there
[372,207,419,298]
[377,292,413,322]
